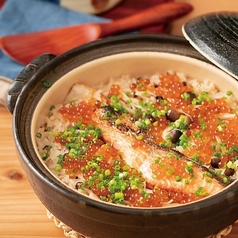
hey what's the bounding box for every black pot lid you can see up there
[182,11,238,80]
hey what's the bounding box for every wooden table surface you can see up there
[1,104,238,237]
[1,0,238,237]
[0,105,65,238]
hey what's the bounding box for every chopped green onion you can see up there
[195,187,207,197]
[36,132,42,138]
[42,80,51,88]
[175,175,182,182]
[226,90,233,96]
[54,164,62,172]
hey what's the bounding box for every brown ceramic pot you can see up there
[6,34,238,238]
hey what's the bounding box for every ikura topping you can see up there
[36,72,238,207]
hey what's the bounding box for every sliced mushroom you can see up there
[224,167,235,177]
[210,158,221,168]
[183,114,193,125]
[166,109,193,125]
[166,109,182,122]
[169,129,183,144]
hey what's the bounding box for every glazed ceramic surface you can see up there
[183,12,238,80]
[7,34,238,238]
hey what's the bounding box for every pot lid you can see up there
[182,12,238,80]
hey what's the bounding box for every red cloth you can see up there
[98,0,172,33]
[0,0,5,9]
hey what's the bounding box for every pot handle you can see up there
[5,53,56,114]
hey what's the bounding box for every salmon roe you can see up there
[129,73,238,167]
[59,100,95,125]
[42,73,238,207]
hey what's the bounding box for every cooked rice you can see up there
[36,71,238,206]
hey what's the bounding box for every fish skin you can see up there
[92,107,226,199]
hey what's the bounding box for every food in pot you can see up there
[36,72,238,207]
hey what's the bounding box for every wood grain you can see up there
[0,105,64,238]
[1,104,238,238]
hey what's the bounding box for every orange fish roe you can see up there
[150,73,192,99]
[108,84,121,97]
[131,139,151,152]
[148,117,169,144]
[38,72,238,207]
[59,100,96,125]
[122,73,238,169]
[182,99,238,165]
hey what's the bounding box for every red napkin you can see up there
[99,0,173,33]
[0,0,5,9]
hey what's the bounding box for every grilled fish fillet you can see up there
[93,107,225,198]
